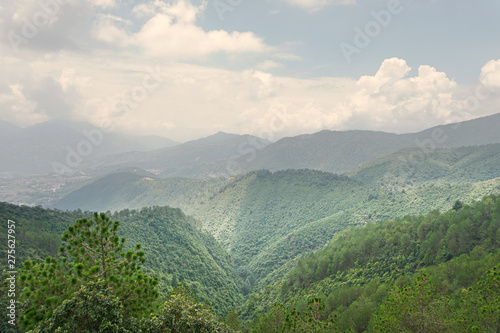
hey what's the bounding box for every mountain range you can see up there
[2,113,500,179]
[1,113,500,331]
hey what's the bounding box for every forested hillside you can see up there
[0,203,241,316]
[107,206,242,314]
[3,195,499,332]
[0,202,79,264]
[53,169,229,213]
[52,144,500,296]
[349,143,500,185]
[244,194,500,332]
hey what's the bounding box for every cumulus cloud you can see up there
[92,0,269,59]
[0,1,498,141]
[480,59,500,89]
[0,84,45,126]
[338,58,460,132]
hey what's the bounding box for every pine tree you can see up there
[19,213,158,331]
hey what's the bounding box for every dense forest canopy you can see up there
[1,194,499,332]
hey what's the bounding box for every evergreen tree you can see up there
[140,283,235,333]
[459,263,500,332]
[452,200,463,211]
[371,274,458,332]
[29,280,138,333]
[19,213,158,331]
[171,275,178,288]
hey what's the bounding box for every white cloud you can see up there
[256,60,283,70]
[4,53,496,141]
[92,0,269,59]
[480,59,500,89]
[88,0,117,8]
[280,0,355,12]
[339,58,460,132]
[0,84,45,126]
[0,0,497,145]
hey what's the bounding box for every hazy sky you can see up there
[0,0,499,141]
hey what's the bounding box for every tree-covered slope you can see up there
[243,194,500,331]
[349,143,500,185]
[0,203,241,316]
[0,202,80,265]
[53,170,230,212]
[108,206,242,315]
[190,169,500,293]
[52,150,500,297]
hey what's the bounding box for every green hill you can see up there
[349,143,500,185]
[0,202,241,315]
[243,194,500,331]
[52,143,500,295]
[189,169,500,291]
[53,169,230,212]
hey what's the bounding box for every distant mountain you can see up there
[240,113,500,175]
[3,114,499,178]
[79,131,272,178]
[241,130,410,175]
[0,120,177,176]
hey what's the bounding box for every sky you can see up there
[0,0,499,142]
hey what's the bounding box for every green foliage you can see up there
[452,200,463,211]
[0,202,80,268]
[225,311,241,331]
[28,281,137,333]
[2,202,242,318]
[283,298,337,333]
[371,274,458,332]
[0,270,22,333]
[18,213,158,331]
[140,283,235,333]
[252,299,339,333]
[244,194,500,331]
[458,263,500,332]
[110,206,242,315]
[51,147,500,301]
[371,262,500,333]
[251,304,288,333]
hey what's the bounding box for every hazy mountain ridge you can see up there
[0,120,178,176]
[241,113,500,175]
[72,131,272,179]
